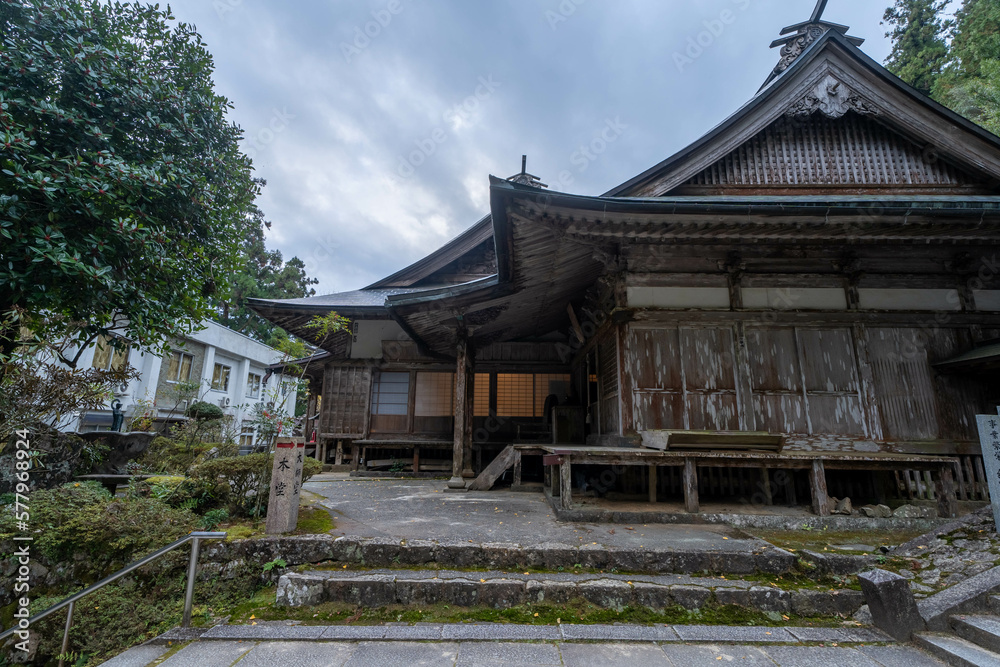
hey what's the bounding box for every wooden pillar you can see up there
[560,460,572,510]
[684,459,699,514]
[413,446,421,473]
[350,443,360,472]
[335,440,344,466]
[649,465,658,504]
[810,459,830,516]
[936,465,958,519]
[462,371,475,479]
[512,451,522,488]
[448,337,472,490]
[785,470,797,507]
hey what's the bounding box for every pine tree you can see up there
[934,0,1000,135]
[883,0,952,95]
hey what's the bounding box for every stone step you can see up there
[914,633,1000,667]
[990,597,1000,616]
[200,535,796,577]
[275,568,864,617]
[953,616,1000,655]
[153,620,894,645]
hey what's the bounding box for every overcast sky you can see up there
[163,0,901,295]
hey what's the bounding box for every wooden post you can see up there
[936,465,958,519]
[319,441,328,465]
[512,450,522,488]
[649,465,658,504]
[413,446,421,473]
[810,459,830,516]
[560,460,572,510]
[448,337,471,490]
[335,440,344,466]
[350,443,360,472]
[462,371,475,479]
[785,471,797,507]
[684,459,699,514]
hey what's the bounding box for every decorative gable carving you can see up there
[786,74,879,119]
[674,112,989,194]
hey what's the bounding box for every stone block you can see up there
[326,574,395,608]
[607,549,649,573]
[577,543,609,569]
[433,540,481,568]
[438,578,480,607]
[396,579,441,605]
[525,542,579,570]
[670,584,711,610]
[397,539,436,565]
[858,569,926,641]
[714,587,752,608]
[275,573,327,607]
[525,580,577,605]
[578,579,633,611]
[480,542,522,570]
[748,586,792,613]
[477,579,525,608]
[359,537,402,566]
[632,582,673,610]
[331,536,363,563]
[790,589,863,617]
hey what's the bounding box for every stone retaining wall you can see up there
[200,535,796,577]
[275,571,864,618]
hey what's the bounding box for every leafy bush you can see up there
[139,437,217,474]
[185,401,225,421]
[0,481,197,574]
[199,508,230,531]
[190,454,322,518]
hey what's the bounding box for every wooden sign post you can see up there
[975,415,1000,531]
[265,438,306,535]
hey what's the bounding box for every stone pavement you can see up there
[102,630,947,667]
[305,479,763,552]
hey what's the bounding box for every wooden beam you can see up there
[684,458,699,514]
[810,459,830,516]
[560,461,573,510]
[936,465,958,519]
[448,337,471,490]
[567,304,586,344]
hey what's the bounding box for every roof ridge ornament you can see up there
[765,0,864,84]
[507,155,548,189]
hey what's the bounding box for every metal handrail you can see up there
[0,531,226,666]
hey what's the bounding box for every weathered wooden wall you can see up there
[621,320,987,453]
[319,364,372,438]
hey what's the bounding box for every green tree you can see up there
[0,0,258,367]
[933,0,1000,134]
[883,0,952,95]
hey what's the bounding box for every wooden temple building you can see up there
[251,3,1000,518]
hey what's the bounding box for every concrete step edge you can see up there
[952,615,1000,654]
[914,632,1000,667]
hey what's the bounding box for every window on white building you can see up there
[91,335,130,372]
[166,351,194,383]
[239,421,255,449]
[246,373,262,399]
[211,363,231,392]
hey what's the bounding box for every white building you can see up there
[66,320,297,450]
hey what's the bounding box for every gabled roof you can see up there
[365,215,494,288]
[607,31,1000,198]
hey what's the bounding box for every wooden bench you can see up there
[540,446,959,519]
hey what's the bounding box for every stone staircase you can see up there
[915,596,1000,666]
